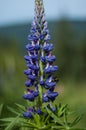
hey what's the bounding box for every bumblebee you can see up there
[52,76,59,82]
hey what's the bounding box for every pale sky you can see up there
[0,0,86,26]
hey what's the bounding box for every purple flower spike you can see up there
[23,0,59,117]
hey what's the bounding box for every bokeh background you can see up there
[0,0,86,128]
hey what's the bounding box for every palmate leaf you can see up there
[69,114,84,127]
[15,103,26,112]
[39,123,55,130]
[7,106,20,115]
[58,104,68,117]
[0,123,9,127]
[0,117,17,122]
[33,114,41,127]
[0,116,32,130]
[68,128,86,130]
[20,127,32,130]
[44,114,50,124]
[51,125,64,129]
[4,114,21,130]
[21,120,39,129]
[46,107,63,126]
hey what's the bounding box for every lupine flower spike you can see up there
[23,0,59,118]
[0,1,83,129]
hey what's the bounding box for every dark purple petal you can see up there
[43,43,53,51]
[27,107,34,112]
[25,81,32,87]
[27,64,39,71]
[44,66,58,73]
[42,96,49,102]
[40,34,45,40]
[33,91,39,97]
[40,56,46,63]
[40,80,45,86]
[23,112,32,118]
[51,66,58,71]
[28,75,36,80]
[48,91,58,98]
[35,44,40,50]
[30,26,36,33]
[31,55,38,60]
[45,81,56,88]
[52,107,56,112]
[23,94,34,101]
[24,55,30,61]
[44,35,51,42]
[42,29,49,35]
[24,69,32,75]
[45,55,56,62]
[37,108,42,114]
[28,34,39,41]
[26,44,35,51]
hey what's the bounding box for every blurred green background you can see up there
[0,19,86,128]
[0,0,86,128]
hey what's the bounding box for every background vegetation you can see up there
[0,19,86,128]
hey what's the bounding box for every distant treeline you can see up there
[0,19,86,82]
[54,20,86,82]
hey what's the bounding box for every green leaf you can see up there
[58,104,68,117]
[0,117,17,122]
[69,128,86,130]
[4,114,21,130]
[69,114,83,127]
[51,125,64,129]
[0,104,3,116]
[7,106,20,115]
[15,103,26,112]
[0,123,9,126]
[67,111,76,116]
[33,114,41,127]
[64,108,68,126]
[44,114,50,124]
[40,123,55,130]
[22,120,39,129]
[46,107,63,126]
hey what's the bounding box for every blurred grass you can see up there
[0,19,86,128]
[56,81,86,128]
